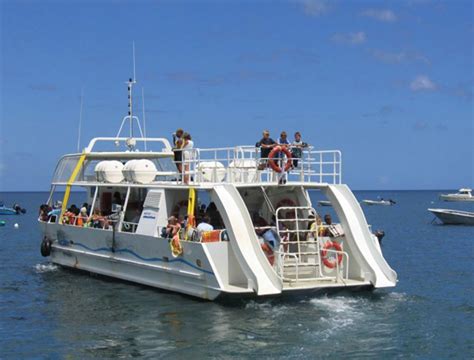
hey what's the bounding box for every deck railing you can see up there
[178,146,342,185]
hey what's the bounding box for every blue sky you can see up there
[0,0,472,191]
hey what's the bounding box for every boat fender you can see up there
[321,241,343,268]
[261,242,274,266]
[268,146,292,173]
[40,237,53,257]
[170,234,183,257]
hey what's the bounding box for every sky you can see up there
[0,0,473,191]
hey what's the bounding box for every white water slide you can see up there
[323,184,398,288]
[213,184,282,295]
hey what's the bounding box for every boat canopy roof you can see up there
[459,188,472,193]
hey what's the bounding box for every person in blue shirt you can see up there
[256,130,276,170]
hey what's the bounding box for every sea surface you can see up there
[0,191,473,359]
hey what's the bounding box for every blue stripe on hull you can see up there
[61,241,215,276]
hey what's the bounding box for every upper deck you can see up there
[51,137,342,188]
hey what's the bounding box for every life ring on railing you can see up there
[261,242,274,266]
[268,146,292,173]
[321,241,343,269]
[170,234,183,257]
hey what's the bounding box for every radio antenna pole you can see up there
[77,87,84,152]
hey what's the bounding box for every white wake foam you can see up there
[35,263,59,273]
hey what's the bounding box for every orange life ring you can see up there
[268,146,292,173]
[321,241,343,268]
[170,234,183,257]
[261,242,275,266]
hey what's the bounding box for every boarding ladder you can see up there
[274,206,349,284]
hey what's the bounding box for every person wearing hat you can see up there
[172,128,185,173]
[256,130,276,170]
[76,206,89,227]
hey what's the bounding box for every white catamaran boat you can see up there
[38,78,397,300]
[439,189,474,202]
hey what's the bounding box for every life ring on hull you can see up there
[268,146,292,173]
[170,234,183,257]
[321,241,343,269]
[40,237,53,257]
[261,243,274,266]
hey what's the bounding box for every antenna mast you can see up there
[115,41,144,149]
[142,87,147,151]
[77,87,84,152]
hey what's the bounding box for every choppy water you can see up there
[0,191,473,359]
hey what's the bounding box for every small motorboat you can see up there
[0,204,26,215]
[428,208,474,225]
[439,188,474,202]
[318,200,332,207]
[361,199,396,206]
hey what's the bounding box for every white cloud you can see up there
[361,9,397,22]
[331,31,367,45]
[297,0,329,17]
[371,49,431,65]
[410,75,437,91]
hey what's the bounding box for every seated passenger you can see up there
[91,209,108,229]
[165,216,181,238]
[317,214,332,237]
[197,215,214,232]
[76,207,89,227]
[206,202,224,229]
[308,214,325,238]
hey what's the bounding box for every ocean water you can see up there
[0,191,472,359]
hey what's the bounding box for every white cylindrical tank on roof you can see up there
[95,160,124,183]
[123,159,157,184]
[122,160,138,182]
[197,161,226,182]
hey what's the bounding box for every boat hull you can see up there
[361,200,392,206]
[41,222,226,300]
[40,221,381,300]
[439,195,474,202]
[429,209,474,225]
[0,208,18,215]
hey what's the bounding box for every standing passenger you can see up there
[291,131,308,168]
[182,133,194,184]
[172,128,185,174]
[256,130,276,170]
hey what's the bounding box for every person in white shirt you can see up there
[182,132,194,184]
[197,215,214,232]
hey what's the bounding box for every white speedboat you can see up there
[361,199,395,206]
[318,200,332,207]
[439,189,474,202]
[428,208,474,225]
[38,78,397,300]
